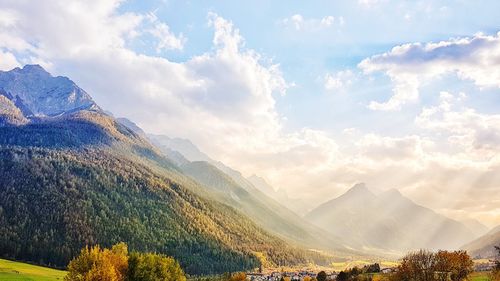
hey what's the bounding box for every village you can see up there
[244,263,393,281]
[243,259,498,281]
[246,270,336,281]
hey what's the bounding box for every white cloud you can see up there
[0,0,143,61]
[359,32,500,110]
[147,13,186,52]
[0,9,18,27]
[356,134,429,162]
[281,14,342,31]
[0,50,20,70]
[358,0,387,8]
[416,91,500,156]
[324,70,354,91]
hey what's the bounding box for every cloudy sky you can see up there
[1,0,500,226]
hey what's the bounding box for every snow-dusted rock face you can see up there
[0,65,100,117]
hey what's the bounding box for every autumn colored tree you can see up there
[391,249,473,281]
[65,242,128,281]
[220,272,245,281]
[392,249,436,281]
[127,252,186,281]
[434,250,472,281]
[65,243,186,281]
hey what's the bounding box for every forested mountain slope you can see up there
[0,65,314,275]
[180,161,350,253]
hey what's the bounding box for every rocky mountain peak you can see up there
[0,64,100,117]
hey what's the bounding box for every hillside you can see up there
[462,226,500,258]
[179,161,350,253]
[147,131,353,254]
[306,183,475,252]
[0,65,311,275]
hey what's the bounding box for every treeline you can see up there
[335,263,381,281]
[0,145,306,275]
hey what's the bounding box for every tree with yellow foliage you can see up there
[65,242,128,281]
[226,272,246,281]
[127,252,186,281]
[65,243,186,281]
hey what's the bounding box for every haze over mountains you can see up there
[146,132,351,253]
[0,65,496,274]
[145,123,488,255]
[306,183,476,253]
[462,225,500,258]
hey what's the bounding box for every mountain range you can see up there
[306,183,476,253]
[0,65,494,275]
[145,128,490,256]
[0,65,319,274]
[146,131,354,255]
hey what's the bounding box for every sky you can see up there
[0,0,499,226]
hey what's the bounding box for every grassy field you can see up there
[0,259,66,281]
[469,271,492,281]
[330,260,399,272]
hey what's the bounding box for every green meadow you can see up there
[469,271,493,281]
[0,259,66,281]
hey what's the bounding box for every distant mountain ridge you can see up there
[145,129,354,254]
[460,218,490,238]
[306,183,475,253]
[462,225,500,258]
[246,174,308,215]
[129,118,485,256]
[148,133,309,215]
